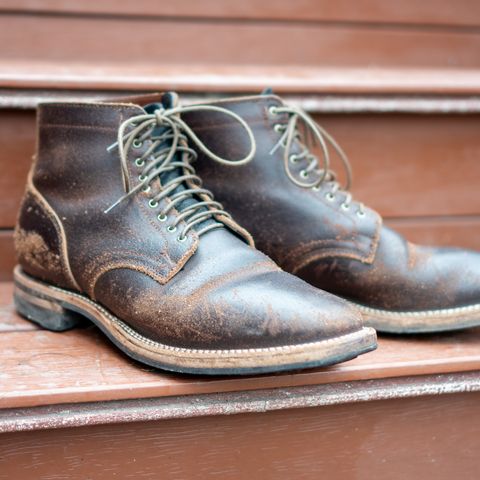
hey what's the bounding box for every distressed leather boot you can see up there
[183,92,480,334]
[13,93,376,375]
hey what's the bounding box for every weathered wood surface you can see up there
[1,106,479,282]
[3,0,480,27]
[1,390,479,479]
[1,281,480,410]
[1,4,480,72]
[1,109,480,223]
[2,64,480,95]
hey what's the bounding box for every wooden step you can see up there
[0,90,479,281]
[3,0,480,28]
[1,279,480,479]
[1,280,480,413]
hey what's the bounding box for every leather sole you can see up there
[13,266,377,375]
[355,302,480,334]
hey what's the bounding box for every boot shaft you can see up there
[15,97,201,295]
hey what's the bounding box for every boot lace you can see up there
[269,104,365,216]
[105,105,256,239]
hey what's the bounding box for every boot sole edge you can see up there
[354,301,480,334]
[13,265,377,375]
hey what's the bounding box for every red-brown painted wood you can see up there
[1,280,480,409]
[1,392,479,479]
[1,15,480,71]
[2,0,480,28]
[1,108,480,227]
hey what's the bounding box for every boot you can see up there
[13,93,376,375]
[182,92,480,334]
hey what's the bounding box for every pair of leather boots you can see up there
[13,91,480,375]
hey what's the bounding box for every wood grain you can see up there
[1,392,479,479]
[0,109,32,228]
[1,278,480,409]
[1,109,480,227]
[2,63,480,94]
[387,216,480,251]
[1,15,480,71]
[2,0,480,28]
[0,232,16,281]
[317,112,480,218]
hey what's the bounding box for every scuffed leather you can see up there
[15,95,364,350]
[95,229,363,349]
[184,94,480,312]
[14,189,76,290]
[298,226,480,311]
[34,102,199,298]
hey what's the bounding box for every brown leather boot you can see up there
[183,92,480,334]
[13,93,376,375]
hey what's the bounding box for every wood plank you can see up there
[0,109,33,229]
[1,275,480,409]
[317,112,480,218]
[3,64,480,95]
[0,232,16,282]
[2,0,480,28]
[4,90,480,113]
[0,372,478,433]
[1,392,479,479]
[1,108,480,227]
[0,15,480,72]
[2,64,480,95]
[387,217,480,251]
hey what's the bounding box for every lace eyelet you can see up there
[132,139,143,149]
[325,192,335,201]
[167,225,177,233]
[148,199,159,208]
[357,210,366,218]
[142,185,151,193]
[135,158,145,167]
[300,170,309,179]
[177,235,187,243]
[273,124,283,134]
[341,203,350,211]
[289,154,298,164]
[157,214,167,222]
[312,185,321,191]
[138,174,146,182]
[268,105,278,116]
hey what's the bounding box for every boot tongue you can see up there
[141,97,220,234]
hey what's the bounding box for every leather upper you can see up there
[14,95,364,349]
[183,94,480,312]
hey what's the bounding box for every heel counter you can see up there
[14,188,79,291]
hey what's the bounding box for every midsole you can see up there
[351,300,480,333]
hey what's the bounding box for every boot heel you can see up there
[14,284,84,332]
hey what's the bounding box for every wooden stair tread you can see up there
[1,62,480,95]
[1,281,480,409]
[3,0,480,28]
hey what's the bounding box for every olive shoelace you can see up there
[105,105,256,240]
[269,104,365,216]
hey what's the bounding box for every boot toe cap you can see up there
[95,268,365,351]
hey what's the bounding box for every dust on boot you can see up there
[13,93,376,374]
[182,92,480,334]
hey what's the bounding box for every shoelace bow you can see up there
[269,105,365,216]
[105,105,256,239]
